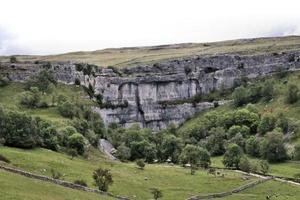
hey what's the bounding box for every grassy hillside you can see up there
[0,146,257,200]
[0,169,114,200]
[1,36,300,67]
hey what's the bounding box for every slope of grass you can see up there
[1,36,300,67]
[0,146,258,200]
[0,82,93,128]
[0,169,114,200]
[222,180,300,200]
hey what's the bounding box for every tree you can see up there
[161,134,182,163]
[93,168,113,192]
[136,159,145,170]
[206,127,226,156]
[258,114,276,135]
[261,80,275,102]
[116,144,131,161]
[233,86,249,107]
[67,148,78,159]
[223,144,243,169]
[260,130,287,162]
[10,56,17,63]
[239,156,251,173]
[259,160,270,175]
[25,70,57,93]
[286,84,299,104]
[150,188,163,200]
[68,133,86,155]
[245,136,260,157]
[19,87,41,108]
[180,145,202,175]
[198,147,211,168]
[293,144,300,161]
[57,101,77,118]
[227,125,250,138]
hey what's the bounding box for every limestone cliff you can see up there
[1,51,300,130]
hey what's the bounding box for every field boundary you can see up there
[0,164,130,200]
[186,176,273,200]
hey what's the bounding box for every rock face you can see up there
[2,51,300,130]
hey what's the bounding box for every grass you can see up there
[0,82,94,128]
[0,169,114,200]
[211,156,300,179]
[222,180,300,200]
[0,146,258,200]
[1,36,300,67]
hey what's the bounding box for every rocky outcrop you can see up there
[1,51,300,130]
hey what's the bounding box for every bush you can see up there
[68,133,86,155]
[57,101,77,118]
[206,127,226,156]
[233,86,249,107]
[116,144,131,161]
[93,168,113,192]
[293,144,300,160]
[257,114,276,135]
[245,136,260,157]
[25,70,57,93]
[260,130,287,162]
[19,87,41,108]
[136,159,145,170]
[223,144,243,169]
[10,56,17,63]
[239,156,251,173]
[150,188,163,200]
[0,154,10,163]
[51,169,63,179]
[67,148,78,159]
[74,77,81,85]
[180,144,203,175]
[286,84,299,104]
[74,179,88,187]
[0,76,9,87]
[259,160,270,175]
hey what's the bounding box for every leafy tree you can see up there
[276,113,289,134]
[260,130,287,162]
[206,127,226,156]
[245,136,260,157]
[19,87,41,108]
[180,145,203,174]
[239,156,251,173]
[223,144,243,169]
[68,133,86,155]
[10,56,17,63]
[67,148,78,159]
[58,101,77,118]
[286,84,299,104]
[136,159,145,170]
[150,188,163,200]
[233,86,249,106]
[198,147,211,168]
[25,70,57,93]
[161,134,182,163]
[261,80,275,102]
[228,133,246,150]
[293,144,300,161]
[259,160,270,175]
[116,144,131,161]
[93,168,113,192]
[0,75,9,87]
[258,114,276,135]
[227,125,250,138]
[233,109,259,134]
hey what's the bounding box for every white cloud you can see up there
[0,0,299,55]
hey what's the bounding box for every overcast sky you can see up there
[0,0,300,55]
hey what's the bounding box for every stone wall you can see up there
[1,51,300,130]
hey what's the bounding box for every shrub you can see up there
[245,136,260,157]
[50,169,63,179]
[74,179,88,187]
[150,188,163,200]
[260,130,287,162]
[25,70,57,93]
[0,154,10,163]
[233,86,249,107]
[19,87,41,108]
[67,148,78,159]
[136,159,145,170]
[293,144,300,160]
[68,133,86,155]
[223,144,243,169]
[116,144,131,161]
[286,84,299,104]
[259,160,270,175]
[258,114,276,135]
[74,77,81,85]
[10,56,17,63]
[0,76,9,87]
[239,156,251,173]
[57,101,76,118]
[93,168,113,192]
[206,127,226,156]
[180,144,203,175]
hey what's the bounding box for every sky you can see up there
[0,0,300,55]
